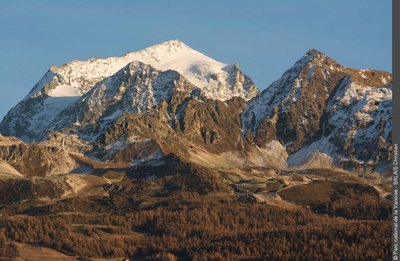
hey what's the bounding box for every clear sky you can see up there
[0,0,392,120]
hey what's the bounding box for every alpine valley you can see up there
[0,40,392,260]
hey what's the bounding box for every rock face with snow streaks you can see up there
[48,62,201,140]
[242,49,392,173]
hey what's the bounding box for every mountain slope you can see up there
[0,136,77,177]
[91,92,287,170]
[0,158,23,177]
[242,49,392,173]
[0,40,258,141]
[288,76,392,172]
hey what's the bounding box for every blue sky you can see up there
[0,0,392,119]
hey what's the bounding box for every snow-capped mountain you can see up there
[0,40,258,141]
[0,42,392,174]
[48,61,200,139]
[242,49,392,172]
[27,39,258,101]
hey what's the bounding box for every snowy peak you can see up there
[1,40,259,141]
[25,39,257,102]
[125,40,214,69]
[44,39,257,101]
[129,39,192,56]
[123,40,258,100]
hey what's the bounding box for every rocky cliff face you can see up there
[0,136,76,177]
[288,75,392,173]
[242,49,392,173]
[95,93,287,170]
[47,62,201,141]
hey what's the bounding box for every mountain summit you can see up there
[0,40,258,141]
[242,49,392,172]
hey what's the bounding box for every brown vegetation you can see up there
[278,179,391,219]
[0,200,391,260]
